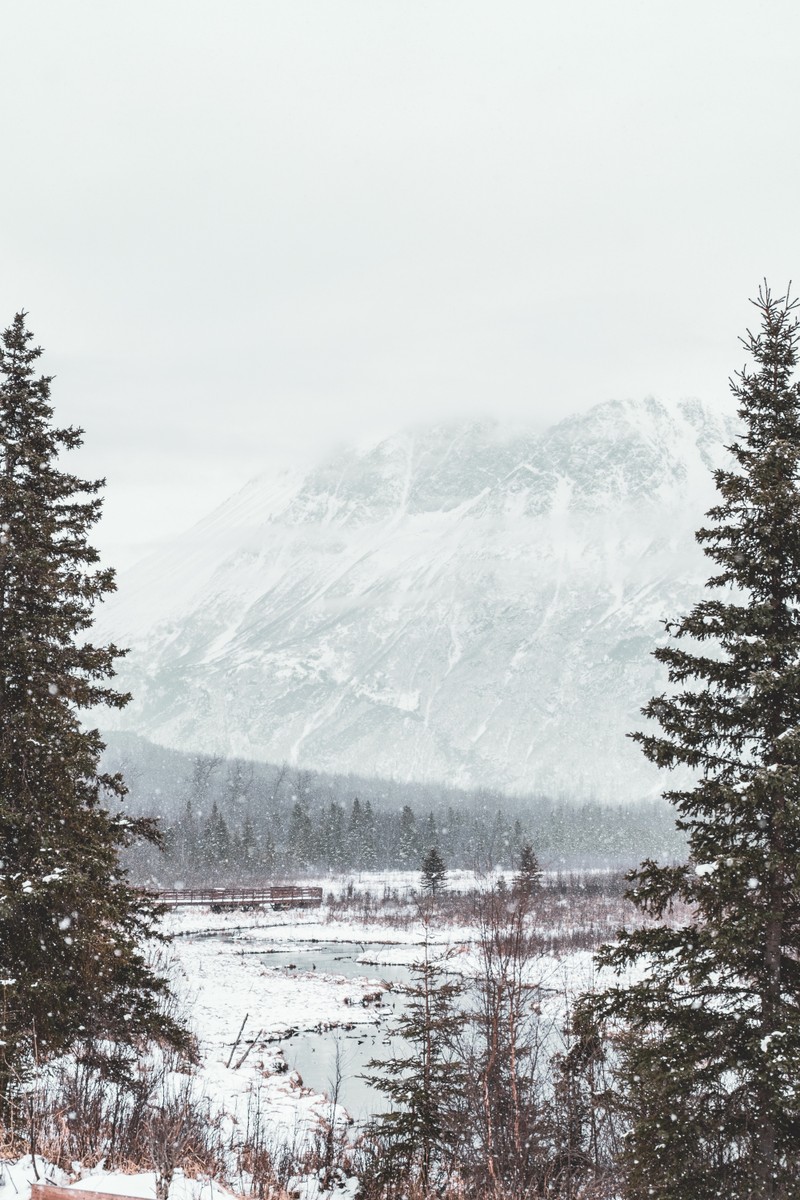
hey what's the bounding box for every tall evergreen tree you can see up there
[348,796,365,870]
[288,798,313,867]
[322,799,346,871]
[423,810,437,852]
[202,800,231,873]
[0,313,186,1110]
[420,846,447,896]
[398,804,418,866]
[512,842,541,898]
[584,287,800,1198]
[240,812,257,864]
[364,941,466,1192]
[361,798,378,869]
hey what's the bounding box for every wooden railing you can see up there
[141,884,324,910]
[31,1186,150,1200]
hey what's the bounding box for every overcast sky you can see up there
[2,1,800,566]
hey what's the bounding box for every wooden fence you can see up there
[141,884,323,910]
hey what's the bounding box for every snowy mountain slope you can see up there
[95,397,739,799]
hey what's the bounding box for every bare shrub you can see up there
[231,1084,354,1200]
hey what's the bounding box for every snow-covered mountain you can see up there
[96,397,739,800]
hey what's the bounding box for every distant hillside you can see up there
[96,398,738,799]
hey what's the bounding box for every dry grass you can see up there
[322,871,692,954]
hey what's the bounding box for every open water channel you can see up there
[261,941,416,1122]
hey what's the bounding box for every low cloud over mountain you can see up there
[97,396,738,800]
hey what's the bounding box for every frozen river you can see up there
[260,941,414,1122]
[168,901,596,1146]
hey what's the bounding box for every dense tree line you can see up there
[106,734,684,883]
[115,747,683,882]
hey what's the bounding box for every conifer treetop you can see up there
[0,312,188,1110]
[584,285,800,1198]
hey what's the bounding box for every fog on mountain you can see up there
[96,398,738,802]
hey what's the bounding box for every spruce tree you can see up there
[202,800,231,875]
[584,287,800,1198]
[348,796,364,871]
[513,842,542,898]
[288,798,313,868]
[0,313,186,1110]
[364,942,466,1192]
[362,798,378,869]
[323,799,346,871]
[241,813,256,864]
[398,804,418,866]
[420,846,447,896]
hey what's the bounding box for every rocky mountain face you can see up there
[95,396,739,800]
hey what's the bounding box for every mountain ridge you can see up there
[96,395,740,800]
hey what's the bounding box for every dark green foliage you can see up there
[201,801,232,879]
[359,798,378,869]
[321,800,346,871]
[398,804,418,866]
[420,846,447,896]
[363,944,466,1192]
[240,813,257,862]
[285,798,311,869]
[0,314,187,1107]
[111,734,684,881]
[584,287,800,1198]
[422,811,437,852]
[513,842,542,897]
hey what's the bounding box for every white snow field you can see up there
[0,1159,241,1200]
[162,876,623,1136]
[5,875,643,1200]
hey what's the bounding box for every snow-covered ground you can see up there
[0,1158,241,1200]
[3,875,635,1200]
[162,891,466,1139]
[0,1157,353,1200]
[163,875,614,1136]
